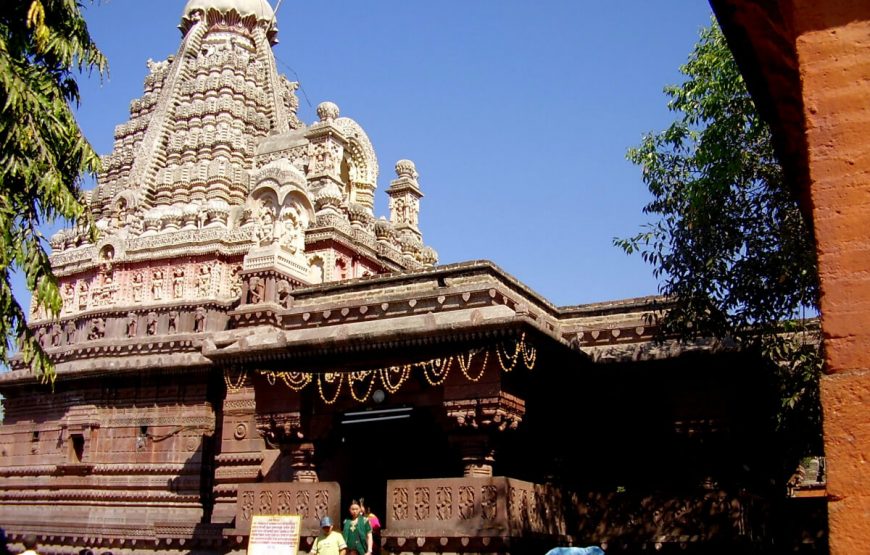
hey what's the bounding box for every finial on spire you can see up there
[317,101,340,122]
[395,160,418,179]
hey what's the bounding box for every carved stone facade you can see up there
[0,2,825,555]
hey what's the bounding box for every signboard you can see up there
[247,514,301,555]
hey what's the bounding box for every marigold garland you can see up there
[254,335,537,404]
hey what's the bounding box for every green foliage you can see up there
[0,0,105,382]
[616,22,822,477]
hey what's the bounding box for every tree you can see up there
[0,0,105,382]
[615,22,822,479]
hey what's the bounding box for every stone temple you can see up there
[0,1,826,554]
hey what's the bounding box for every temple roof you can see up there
[183,0,275,21]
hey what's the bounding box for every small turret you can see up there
[387,159,423,241]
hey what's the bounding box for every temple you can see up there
[0,2,826,554]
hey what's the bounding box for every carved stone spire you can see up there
[90,0,300,229]
[387,159,424,238]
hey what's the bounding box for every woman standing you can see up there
[359,499,381,554]
[342,500,373,555]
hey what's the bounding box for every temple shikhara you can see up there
[0,2,826,554]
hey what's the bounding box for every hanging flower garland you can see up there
[317,372,343,405]
[254,333,536,404]
[224,366,248,392]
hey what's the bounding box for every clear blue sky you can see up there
[35,1,715,310]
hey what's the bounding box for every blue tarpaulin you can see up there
[545,547,605,555]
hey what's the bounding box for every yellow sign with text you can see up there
[248,514,301,555]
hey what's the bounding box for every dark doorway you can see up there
[317,406,460,529]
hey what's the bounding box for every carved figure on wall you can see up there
[64,320,76,345]
[230,265,243,298]
[276,279,292,308]
[113,198,128,229]
[173,267,185,299]
[36,327,47,348]
[88,318,105,340]
[248,276,264,305]
[77,280,89,310]
[146,312,158,336]
[253,199,276,247]
[309,258,324,284]
[194,307,206,332]
[197,207,208,228]
[98,272,116,307]
[279,205,305,254]
[61,283,75,313]
[335,258,349,281]
[126,312,138,338]
[132,272,144,302]
[389,198,404,225]
[152,269,164,300]
[197,264,212,297]
[168,310,178,333]
[310,141,340,175]
[100,245,115,267]
[50,323,62,347]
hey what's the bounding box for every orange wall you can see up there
[793,1,870,553]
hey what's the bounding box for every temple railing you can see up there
[233,482,340,536]
[383,477,568,553]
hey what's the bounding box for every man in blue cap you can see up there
[311,516,346,555]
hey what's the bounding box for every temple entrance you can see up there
[317,405,460,530]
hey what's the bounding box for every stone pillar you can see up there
[255,411,320,483]
[444,393,525,478]
[451,433,496,477]
[289,442,318,483]
[213,370,264,525]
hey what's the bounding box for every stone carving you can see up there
[444,394,524,432]
[126,312,138,338]
[146,312,158,336]
[241,491,255,521]
[296,491,310,518]
[197,264,212,296]
[393,487,409,521]
[316,101,339,122]
[258,491,273,515]
[309,141,341,176]
[314,490,330,521]
[173,267,185,299]
[36,327,47,348]
[77,281,89,310]
[194,307,206,332]
[50,323,62,347]
[436,487,453,520]
[168,310,178,333]
[131,272,144,302]
[458,486,475,519]
[247,276,264,305]
[63,321,76,345]
[278,205,305,254]
[112,198,129,229]
[61,283,75,313]
[481,486,498,520]
[253,199,276,247]
[88,318,105,340]
[255,412,302,447]
[415,487,431,520]
[229,265,243,298]
[276,279,292,308]
[389,197,407,225]
[151,269,164,300]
